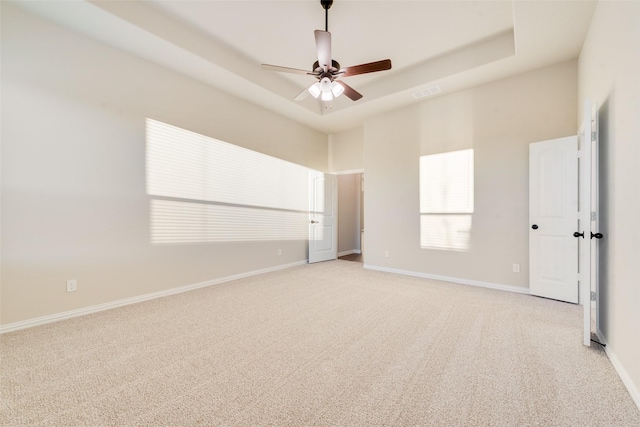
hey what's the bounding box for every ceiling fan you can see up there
[261,0,392,103]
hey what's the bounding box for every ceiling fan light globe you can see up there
[331,81,344,97]
[319,77,332,91]
[308,83,322,98]
[321,91,333,101]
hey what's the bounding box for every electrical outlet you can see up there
[512,264,520,273]
[66,279,77,292]
[384,250,389,258]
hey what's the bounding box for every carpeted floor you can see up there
[2,260,639,426]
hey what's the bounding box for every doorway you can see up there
[528,100,600,348]
[337,172,363,263]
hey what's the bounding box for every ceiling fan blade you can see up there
[261,64,316,75]
[339,59,392,77]
[314,30,332,71]
[335,80,363,101]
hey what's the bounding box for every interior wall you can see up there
[363,60,578,289]
[0,5,328,326]
[578,0,640,405]
[337,174,361,255]
[329,127,363,173]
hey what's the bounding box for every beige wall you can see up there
[579,0,640,404]
[337,174,361,255]
[0,5,327,325]
[363,60,578,289]
[329,127,364,173]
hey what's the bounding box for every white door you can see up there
[529,136,579,303]
[309,172,337,263]
[580,101,600,346]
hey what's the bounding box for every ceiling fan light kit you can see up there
[309,78,344,101]
[308,82,322,98]
[261,0,392,106]
[331,81,344,97]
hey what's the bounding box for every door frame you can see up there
[579,101,599,346]
[528,101,599,346]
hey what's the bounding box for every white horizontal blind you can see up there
[146,119,311,244]
[150,200,308,244]
[420,149,474,214]
[419,149,474,251]
[419,214,472,251]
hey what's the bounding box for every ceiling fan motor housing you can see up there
[313,60,341,75]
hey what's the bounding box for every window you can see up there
[146,119,314,244]
[419,149,474,251]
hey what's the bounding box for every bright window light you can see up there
[146,119,315,244]
[419,149,474,251]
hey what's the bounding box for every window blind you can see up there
[419,149,474,251]
[146,119,311,244]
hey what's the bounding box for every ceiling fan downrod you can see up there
[321,0,333,32]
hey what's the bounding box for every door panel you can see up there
[529,136,578,303]
[309,172,337,263]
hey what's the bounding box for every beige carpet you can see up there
[2,260,639,426]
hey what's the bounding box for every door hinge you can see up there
[591,131,597,142]
[590,291,596,301]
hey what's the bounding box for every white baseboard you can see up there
[363,264,530,295]
[338,250,362,257]
[596,331,640,411]
[0,260,308,334]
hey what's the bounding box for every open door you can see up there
[309,172,338,263]
[529,136,579,303]
[579,101,600,346]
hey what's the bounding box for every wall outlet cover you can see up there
[66,280,78,292]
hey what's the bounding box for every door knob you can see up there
[573,231,584,238]
[310,220,319,224]
[591,232,603,239]
[531,224,539,230]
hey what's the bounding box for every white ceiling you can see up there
[11,0,597,134]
